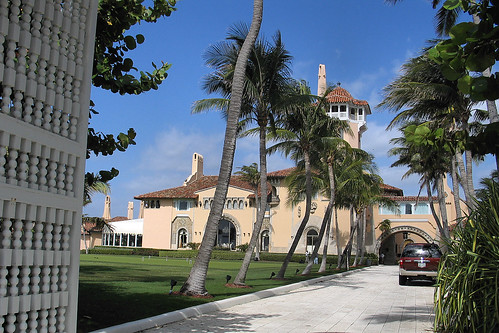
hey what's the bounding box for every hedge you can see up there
[82,246,377,265]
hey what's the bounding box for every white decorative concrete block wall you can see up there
[0,1,98,332]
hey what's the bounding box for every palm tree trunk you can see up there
[465,149,475,206]
[301,200,333,275]
[234,124,267,285]
[319,161,335,273]
[338,214,360,270]
[318,210,332,273]
[456,151,473,213]
[180,0,263,295]
[451,154,463,220]
[436,175,450,240]
[427,180,445,237]
[359,209,367,265]
[276,151,312,279]
[334,207,341,266]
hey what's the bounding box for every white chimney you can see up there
[127,201,134,219]
[317,64,327,97]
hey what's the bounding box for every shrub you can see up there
[434,177,499,332]
[187,242,200,250]
[236,243,249,252]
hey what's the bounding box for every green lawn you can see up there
[78,254,347,332]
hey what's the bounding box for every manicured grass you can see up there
[78,254,347,332]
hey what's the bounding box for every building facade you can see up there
[88,65,464,260]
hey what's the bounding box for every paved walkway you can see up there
[99,265,435,333]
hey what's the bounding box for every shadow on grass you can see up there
[78,279,208,333]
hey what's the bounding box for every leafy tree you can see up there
[426,0,499,167]
[86,0,177,186]
[179,0,264,296]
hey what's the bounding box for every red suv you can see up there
[399,243,442,285]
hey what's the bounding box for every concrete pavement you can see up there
[98,265,435,333]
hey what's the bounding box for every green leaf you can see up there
[441,64,462,81]
[465,52,495,72]
[449,22,476,45]
[457,75,472,94]
[443,0,462,10]
[414,125,431,137]
[124,35,137,50]
[136,34,145,44]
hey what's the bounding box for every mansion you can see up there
[82,65,463,264]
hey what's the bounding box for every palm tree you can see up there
[82,172,111,254]
[193,25,292,286]
[179,0,263,296]
[378,53,479,214]
[389,123,451,239]
[268,81,351,279]
[336,161,395,269]
[299,138,353,274]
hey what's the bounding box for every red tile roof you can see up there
[325,86,369,106]
[384,195,438,202]
[134,175,255,200]
[267,167,297,178]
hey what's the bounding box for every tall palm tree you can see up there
[378,53,479,213]
[179,0,263,296]
[389,123,451,239]
[268,81,351,279]
[193,25,292,286]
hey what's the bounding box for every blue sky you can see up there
[84,0,496,218]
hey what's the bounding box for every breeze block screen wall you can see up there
[0,1,98,332]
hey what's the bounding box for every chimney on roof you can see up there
[318,64,326,97]
[127,201,134,219]
[184,153,204,185]
[139,201,144,218]
[103,195,111,220]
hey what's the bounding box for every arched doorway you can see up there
[261,230,269,251]
[178,228,188,248]
[376,226,434,265]
[306,229,318,252]
[217,219,237,249]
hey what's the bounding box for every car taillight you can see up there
[399,259,403,267]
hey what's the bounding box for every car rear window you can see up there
[402,245,442,258]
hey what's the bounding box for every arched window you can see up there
[306,229,318,252]
[261,230,269,251]
[239,200,244,209]
[204,200,210,209]
[178,228,188,248]
[216,219,236,249]
[227,200,232,209]
[156,200,160,208]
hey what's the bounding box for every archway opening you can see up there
[378,229,430,265]
[306,229,318,252]
[216,219,236,249]
[261,230,269,251]
[178,228,188,248]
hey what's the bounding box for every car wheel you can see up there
[399,275,407,285]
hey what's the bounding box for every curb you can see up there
[92,267,370,333]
